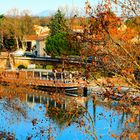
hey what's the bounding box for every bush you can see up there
[46,65,54,70]
[17,65,27,70]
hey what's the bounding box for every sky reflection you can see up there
[0,86,138,139]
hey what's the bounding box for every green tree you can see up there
[45,10,81,57]
[48,9,67,36]
[45,32,68,57]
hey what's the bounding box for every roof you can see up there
[25,34,48,41]
[25,35,38,41]
[72,25,84,33]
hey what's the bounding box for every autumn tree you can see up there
[78,0,140,90]
[0,14,6,49]
[0,15,15,51]
[2,8,36,50]
[72,1,140,139]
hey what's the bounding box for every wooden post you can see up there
[54,72,56,82]
[46,72,48,80]
[70,73,72,82]
[61,72,64,82]
[39,72,42,80]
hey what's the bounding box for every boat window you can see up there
[34,71,40,78]
[34,96,40,103]
[56,72,61,79]
[41,72,47,79]
[48,72,54,80]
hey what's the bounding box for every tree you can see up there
[79,0,140,90]
[47,9,67,36]
[45,10,68,57]
[45,10,81,57]
[4,8,35,50]
[0,15,16,51]
[0,14,5,50]
[45,32,69,56]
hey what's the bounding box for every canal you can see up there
[0,85,139,140]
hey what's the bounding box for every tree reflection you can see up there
[0,85,139,139]
[46,98,85,127]
[0,131,15,139]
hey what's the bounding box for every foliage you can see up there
[47,105,84,127]
[79,0,140,90]
[0,9,38,51]
[46,65,54,70]
[47,9,67,36]
[45,10,81,57]
[79,1,140,138]
[17,65,27,70]
[45,32,69,56]
[125,16,140,32]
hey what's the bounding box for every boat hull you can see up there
[0,70,85,90]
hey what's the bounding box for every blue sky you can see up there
[0,0,99,15]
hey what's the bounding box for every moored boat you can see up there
[0,69,86,90]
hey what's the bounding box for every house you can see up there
[33,36,47,57]
[33,26,50,57]
[71,25,84,33]
[34,25,50,36]
[25,35,38,51]
[25,25,50,57]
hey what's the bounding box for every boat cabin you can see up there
[0,69,86,89]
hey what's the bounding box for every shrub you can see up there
[17,65,27,70]
[46,65,54,70]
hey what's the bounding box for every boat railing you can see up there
[2,69,79,84]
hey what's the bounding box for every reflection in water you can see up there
[93,101,96,124]
[0,85,139,140]
[25,91,87,127]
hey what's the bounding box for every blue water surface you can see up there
[0,88,137,140]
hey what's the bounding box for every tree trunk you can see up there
[0,31,4,49]
[15,36,19,49]
[20,36,26,50]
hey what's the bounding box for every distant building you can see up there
[25,25,50,56]
[33,36,47,57]
[71,25,84,33]
[25,35,38,51]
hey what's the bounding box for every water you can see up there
[0,85,139,140]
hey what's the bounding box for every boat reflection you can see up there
[0,85,87,127]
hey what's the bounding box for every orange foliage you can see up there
[129,117,135,123]
[129,133,137,139]
[111,133,119,139]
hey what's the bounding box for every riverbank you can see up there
[88,76,140,106]
[88,76,129,87]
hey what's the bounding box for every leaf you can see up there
[129,133,137,139]
[129,117,135,123]
[111,133,119,139]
